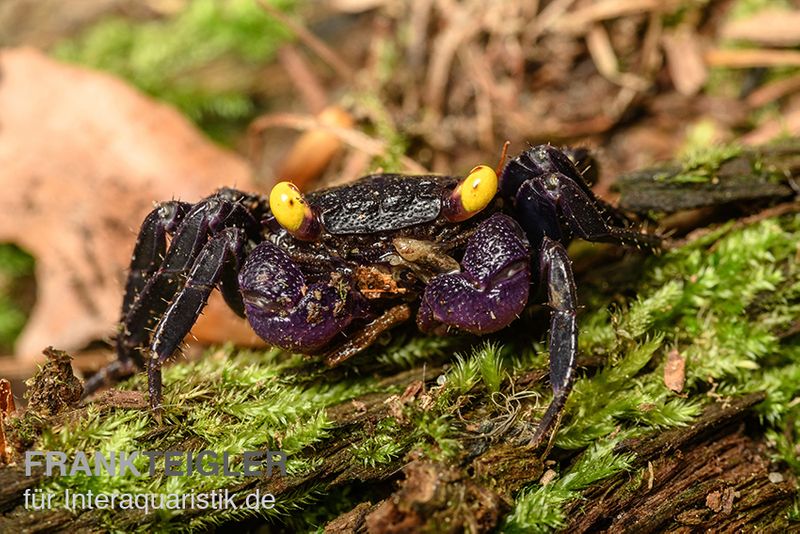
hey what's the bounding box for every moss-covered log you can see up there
[2,149,800,532]
[614,140,800,213]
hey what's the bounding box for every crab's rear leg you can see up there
[121,201,192,318]
[147,227,246,413]
[119,199,258,360]
[529,237,578,449]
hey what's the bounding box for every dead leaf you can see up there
[0,48,266,363]
[664,349,685,393]
[721,9,800,47]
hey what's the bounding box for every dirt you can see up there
[24,347,82,417]
[364,461,506,534]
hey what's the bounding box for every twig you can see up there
[256,0,355,80]
[705,48,800,68]
[277,46,328,114]
[424,0,481,117]
[248,112,429,173]
[746,73,800,108]
[553,0,682,35]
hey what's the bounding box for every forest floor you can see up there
[1,0,800,531]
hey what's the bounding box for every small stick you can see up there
[256,0,354,80]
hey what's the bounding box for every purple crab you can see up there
[84,145,658,447]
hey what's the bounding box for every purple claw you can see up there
[418,213,531,334]
[239,242,366,352]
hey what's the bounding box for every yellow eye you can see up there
[459,165,498,213]
[270,182,307,232]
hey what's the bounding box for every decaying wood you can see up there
[0,324,795,532]
[615,142,800,213]
[566,393,798,533]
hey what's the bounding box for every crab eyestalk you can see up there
[269,182,321,240]
[442,165,499,222]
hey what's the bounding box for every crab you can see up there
[83,145,658,446]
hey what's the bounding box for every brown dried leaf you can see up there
[721,9,800,47]
[0,48,265,363]
[664,349,686,393]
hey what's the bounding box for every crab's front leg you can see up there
[238,241,368,354]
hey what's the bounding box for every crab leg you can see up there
[84,192,261,399]
[82,201,190,397]
[551,178,659,249]
[529,236,578,449]
[120,197,260,353]
[147,227,246,412]
[504,146,660,250]
[121,201,192,318]
[323,304,411,367]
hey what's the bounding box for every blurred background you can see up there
[1,0,799,390]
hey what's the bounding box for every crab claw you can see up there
[418,213,531,334]
[239,242,366,352]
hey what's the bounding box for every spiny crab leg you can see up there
[148,227,246,414]
[529,237,578,449]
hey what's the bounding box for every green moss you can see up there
[660,141,742,184]
[410,412,460,461]
[0,243,35,351]
[478,342,506,394]
[52,0,296,139]
[374,331,462,369]
[504,438,635,533]
[36,346,389,528]
[351,419,405,467]
[506,213,800,530]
